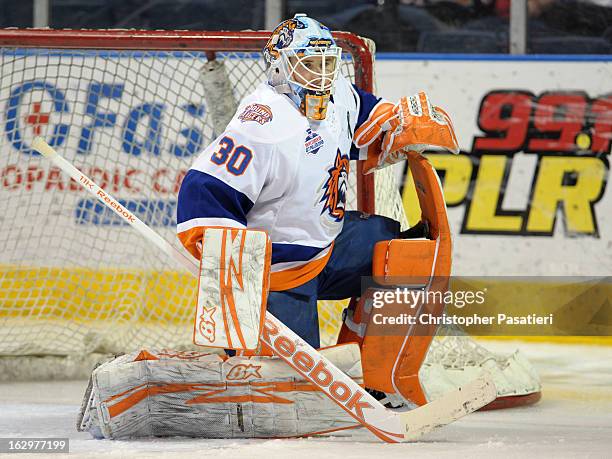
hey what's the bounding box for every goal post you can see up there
[0,28,540,408]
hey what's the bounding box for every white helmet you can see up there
[264,14,342,121]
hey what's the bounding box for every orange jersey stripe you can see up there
[269,242,334,291]
[179,226,334,292]
[177,226,204,259]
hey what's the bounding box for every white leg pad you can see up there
[80,346,363,439]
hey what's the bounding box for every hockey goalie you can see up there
[78,14,482,441]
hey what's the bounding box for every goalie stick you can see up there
[32,136,496,442]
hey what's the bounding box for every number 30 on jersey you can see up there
[210,136,253,176]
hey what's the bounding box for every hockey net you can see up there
[0,29,539,405]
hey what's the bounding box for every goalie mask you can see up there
[264,14,342,121]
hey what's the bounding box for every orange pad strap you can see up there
[372,239,438,285]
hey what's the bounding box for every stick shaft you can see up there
[32,137,198,277]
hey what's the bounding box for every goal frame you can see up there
[0,28,377,214]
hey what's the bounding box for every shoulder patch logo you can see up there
[320,149,350,222]
[238,103,273,125]
[305,128,324,155]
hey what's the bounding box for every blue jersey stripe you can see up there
[350,84,382,160]
[271,243,329,265]
[177,169,254,227]
[352,84,381,131]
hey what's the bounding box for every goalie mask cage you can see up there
[0,29,540,408]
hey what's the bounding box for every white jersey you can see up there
[177,75,381,291]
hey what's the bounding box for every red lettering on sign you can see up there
[26,165,44,190]
[1,165,22,189]
[124,169,141,193]
[45,167,64,191]
[591,96,612,154]
[152,168,168,193]
[529,93,586,152]
[25,102,50,136]
[474,91,533,153]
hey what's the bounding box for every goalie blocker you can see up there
[192,227,271,351]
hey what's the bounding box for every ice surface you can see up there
[1,341,611,458]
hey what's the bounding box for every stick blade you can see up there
[400,374,497,441]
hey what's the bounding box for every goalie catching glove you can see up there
[354,91,459,174]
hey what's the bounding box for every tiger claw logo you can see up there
[320,149,350,222]
[198,306,217,343]
[263,18,305,61]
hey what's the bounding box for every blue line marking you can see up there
[0,49,262,59]
[3,48,609,62]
